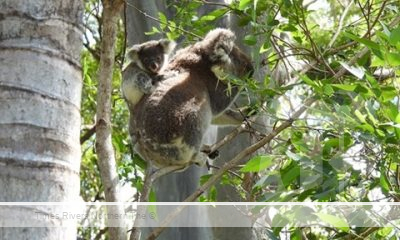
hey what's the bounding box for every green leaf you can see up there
[354,109,366,123]
[386,52,400,66]
[271,214,289,233]
[314,213,350,232]
[200,15,216,21]
[377,227,393,237]
[343,32,380,50]
[323,84,334,96]
[280,161,300,187]
[380,86,398,102]
[243,35,257,45]
[240,155,273,172]
[389,27,400,46]
[281,24,297,32]
[331,84,357,91]
[238,0,252,10]
[158,12,167,29]
[200,174,213,185]
[260,42,270,53]
[300,75,321,93]
[356,123,375,133]
[365,74,379,88]
[380,168,391,194]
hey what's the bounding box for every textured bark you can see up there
[0,0,83,239]
[95,0,127,239]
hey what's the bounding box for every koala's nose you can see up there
[149,62,159,73]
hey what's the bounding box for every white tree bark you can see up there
[0,0,83,239]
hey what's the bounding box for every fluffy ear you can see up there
[126,45,141,61]
[159,39,177,54]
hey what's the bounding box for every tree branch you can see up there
[95,0,126,239]
[80,125,96,144]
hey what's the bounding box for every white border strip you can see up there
[0,202,399,206]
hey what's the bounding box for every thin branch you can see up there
[201,123,247,155]
[83,42,100,60]
[80,125,96,144]
[366,0,389,37]
[208,164,243,180]
[328,0,354,48]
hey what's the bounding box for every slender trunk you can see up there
[95,0,127,239]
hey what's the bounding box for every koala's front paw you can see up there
[136,73,154,93]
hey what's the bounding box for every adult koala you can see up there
[130,28,253,171]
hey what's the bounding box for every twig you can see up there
[80,125,96,144]
[328,0,354,48]
[208,164,243,180]
[368,1,388,32]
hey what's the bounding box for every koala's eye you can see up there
[156,56,162,62]
[142,58,150,65]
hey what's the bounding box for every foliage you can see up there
[80,0,400,238]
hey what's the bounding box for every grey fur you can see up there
[131,28,253,171]
[121,39,176,109]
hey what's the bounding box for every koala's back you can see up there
[132,70,212,168]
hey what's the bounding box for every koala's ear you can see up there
[126,45,141,61]
[159,39,177,54]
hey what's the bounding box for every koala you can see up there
[121,39,176,109]
[130,28,253,171]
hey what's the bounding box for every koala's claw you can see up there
[208,150,219,159]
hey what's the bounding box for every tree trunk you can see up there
[95,0,127,239]
[0,0,83,239]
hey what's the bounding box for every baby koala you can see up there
[122,39,176,108]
